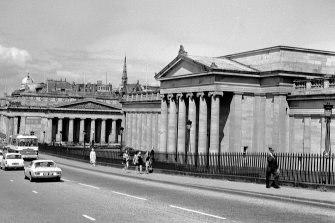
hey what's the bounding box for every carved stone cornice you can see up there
[185,92,195,99]
[160,94,167,101]
[208,91,224,98]
[196,92,206,99]
[176,93,184,101]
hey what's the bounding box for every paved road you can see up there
[0,161,334,223]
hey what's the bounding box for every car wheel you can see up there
[55,177,61,182]
[4,167,7,171]
[29,173,34,182]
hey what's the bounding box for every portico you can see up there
[0,99,123,145]
[154,46,332,157]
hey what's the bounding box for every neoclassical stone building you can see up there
[0,74,124,145]
[2,45,335,156]
[137,46,335,156]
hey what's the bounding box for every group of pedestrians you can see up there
[89,146,155,175]
[128,150,154,174]
[91,145,280,188]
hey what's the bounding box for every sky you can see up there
[0,0,335,95]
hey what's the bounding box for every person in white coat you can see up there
[90,148,96,167]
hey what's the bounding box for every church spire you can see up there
[121,56,128,94]
[122,56,127,80]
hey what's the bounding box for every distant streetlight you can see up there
[324,102,333,184]
[59,131,62,146]
[43,131,46,144]
[185,120,192,163]
[83,131,87,149]
[92,130,95,146]
[120,127,124,149]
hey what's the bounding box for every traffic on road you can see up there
[0,153,334,223]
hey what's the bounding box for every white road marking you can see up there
[169,205,226,220]
[32,191,38,194]
[111,191,147,201]
[82,215,96,221]
[62,178,71,182]
[78,183,100,189]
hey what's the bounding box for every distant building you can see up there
[122,45,335,156]
[119,56,160,95]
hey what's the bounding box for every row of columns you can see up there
[0,114,122,145]
[51,117,119,144]
[160,91,223,156]
[125,112,159,151]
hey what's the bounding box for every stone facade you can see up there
[152,46,335,156]
[0,97,123,145]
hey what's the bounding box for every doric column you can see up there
[57,118,63,142]
[167,94,177,157]
[19,116,26,134]
[159,95,168,154]
[13,117,18,135]
[111,119,116,143]
[197,92,208,154]
[177,93,186,153]
[186,93,197,153]
[152,113,158,150]
[146,112,152,150]
[68,118,74,142]
[127,113,132,147]
[90,119,96,143]
[141,113,147,150]
[47,118,53,143]
[209,92,223,153]
[132,113,137,148]
[101,119,106,144]
[136,113,142,149]
[79,118,85,143]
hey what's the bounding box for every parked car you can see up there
[0,153,25,170]
[24,160,62,182]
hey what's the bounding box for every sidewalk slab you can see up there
[39,153,335,209]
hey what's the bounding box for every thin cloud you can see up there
[0,44,31,67]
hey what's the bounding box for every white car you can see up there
[0,153,25,170]
[24,160,62,182]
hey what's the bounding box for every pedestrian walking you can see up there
[137,151,143,174]
[133,152,139,173]
[122,150,129,171]
[90,147,96,167]
[266,147,280,189]
[145,156,150,174]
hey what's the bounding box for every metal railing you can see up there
[38,144,334,185]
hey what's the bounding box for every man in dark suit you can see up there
[266,147,280,189]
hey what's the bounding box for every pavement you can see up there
[39,152,335,209]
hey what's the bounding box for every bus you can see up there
[6,135,39,159]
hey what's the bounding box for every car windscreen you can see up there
[6,154,22,159]
[17,138,38,147]
[35,162,56,168]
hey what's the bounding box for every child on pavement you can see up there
[145,156,150,174]
[90,147,96,167]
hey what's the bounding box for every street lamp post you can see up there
[120,127,124,149]
[92,130,95,146]
[59,131,62,146]
[324,102,333,184]
[185,120,192,164]
[83,131,87,149]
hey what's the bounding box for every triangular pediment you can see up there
[155,54,258,80]
[55,99,121,110]
[155,55,208,80]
